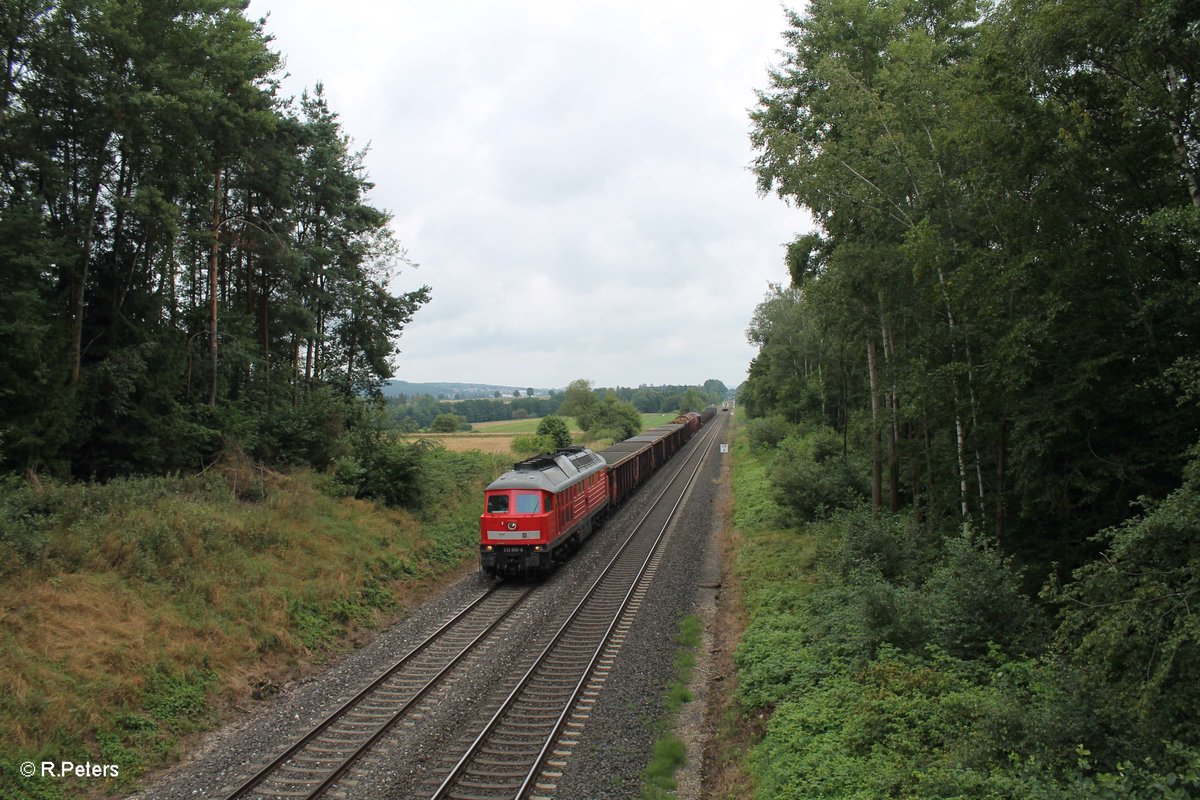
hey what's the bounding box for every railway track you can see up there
[220,581,536,800]
[427,414,725,800]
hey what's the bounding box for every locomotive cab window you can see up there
[487,494,508,513]
[515,493,541,514]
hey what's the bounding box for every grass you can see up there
[0,448,503,799]
[695,409,820,800]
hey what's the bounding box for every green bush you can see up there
[535,415,573,448]
[512,434,556,459]
[770,429,866,521]
[816,506,931,585]
[580,394,642,441]
[345,434,424,508]
[430,413,463,433]
[923,531,1034,658]
[1051,464,1200,755]
[744,414,795,451]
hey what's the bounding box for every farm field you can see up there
[400,413,682,454]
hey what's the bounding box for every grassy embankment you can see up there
[0,447,507,799]
[703,412,818,800]
[721,409,1200,799]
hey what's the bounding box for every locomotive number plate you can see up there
[488,530,539,541]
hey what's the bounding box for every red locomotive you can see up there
[480,447,608,577]
[479,408,716,577]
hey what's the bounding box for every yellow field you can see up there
[400,433,518,454]
[400,413,676,455]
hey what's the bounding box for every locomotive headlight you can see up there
[534,545,544,551]
[485,545,493,551]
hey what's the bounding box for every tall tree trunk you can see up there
[260,270,270,372]
[995,412,1008,548]
[867,338,882,514]
[1166,65,1200,209]
[879,290,900,513]
[207,162,222,406]
[954,388,970,518]
[936,264,971,518]
[68,176,104,386]
[108,148,132,348]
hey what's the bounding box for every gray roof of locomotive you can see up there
[485,446,606,493]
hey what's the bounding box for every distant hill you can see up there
[382,380,553,400]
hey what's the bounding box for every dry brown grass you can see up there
[0,463,486,796]
[398,433,517,454]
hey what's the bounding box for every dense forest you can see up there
[0,0,430,479]
[738,0,1199,795]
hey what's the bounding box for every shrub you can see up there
[512,434,556,459]
[346,435,424,507]
[1050,463,1200,753]
[771,429,866,521]
[535,415,573,448]
[817,506,934,586]
[923,530,1034,658]
[744,414,794,451]
[430,413,463,433]
[581,395,642,442]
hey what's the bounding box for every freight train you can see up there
[479,407,716,577]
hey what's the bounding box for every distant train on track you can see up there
[479,406,717,577]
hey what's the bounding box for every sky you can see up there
[246,0,810,390]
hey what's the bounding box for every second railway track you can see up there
[221,581,537,800]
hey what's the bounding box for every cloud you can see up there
[250,0,809,388]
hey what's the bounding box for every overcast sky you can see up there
[246,0,809,390]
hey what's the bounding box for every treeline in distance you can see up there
[387,379,730,431]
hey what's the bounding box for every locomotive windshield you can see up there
[486,494,508,513]
[515,493,541,514]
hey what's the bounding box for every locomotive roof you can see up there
[485,446,606,493]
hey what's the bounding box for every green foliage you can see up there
[535,415,574,449]
[345,436,425,508]
[745,0,1200,557]
[729,435,791,531]
[581,394,643,442]
[731,422,1119,797]
[923,532,1036,658]
[743,414,795,451]
[142,663,216,729]
[1050,460,1200,754]
[0,3,429,479]
[558,378,597,419]
[738,3,1200,790]
[430,413,464,433]
[770,428,867,521]
[511,434,556,459]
